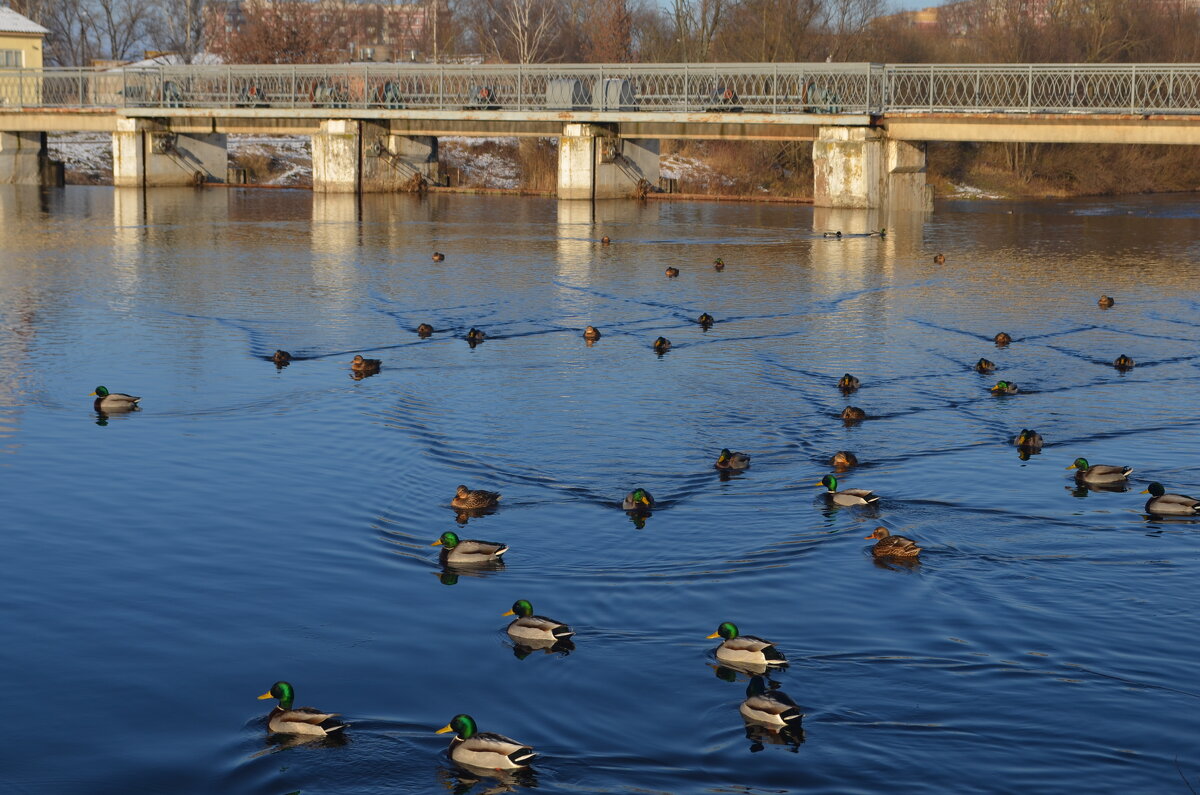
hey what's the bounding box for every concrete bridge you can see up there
[3,62,1200,208]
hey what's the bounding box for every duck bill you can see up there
[435,724,454,734]
[501,610,515,616]
[640,496,650,506]
[705,632,721,639]
[813,481,824,487]
[88,391,97,396]
[430,539,443,546]
[1066,464,1078,470]
[256,692,273,700]
[863,534,875,539]
[1139,489,1150,495]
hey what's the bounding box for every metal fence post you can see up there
[684,64,689,112]
[773,63,778,112]
[1130,64,1137,113]
[1027,64,1033,112]
[438,65,443,109]
[291,65,297,109]
[928,64,934,111]
[18,68,24,106]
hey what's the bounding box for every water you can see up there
[1,186,1199,794]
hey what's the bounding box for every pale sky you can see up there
[889,0,941,9]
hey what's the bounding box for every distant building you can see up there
[0,5,48,69]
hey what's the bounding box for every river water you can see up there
[1,186,1198,794]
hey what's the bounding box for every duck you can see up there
[1141,482,1200,516]
[452,485,501,510]
[865,527,921,557]
[837,373,860,391]
[715,448,751,470]
[257,681,344,736]
[1014,429,1044,451]
[653,336,671,353]
[432,252,445,262]
[869,228,886,237]
[841,406,866,421]
[817,474,878,506]
[466,328,486,343]
[708,622,786,667]
[503,599,575,643]
[432,531,508,565]
[1067,458,1132,484]
[601,236,611,245]
[1113,354,1135,371]
[351,355,381,373]
[823,231,842,238]
[990,380,1018,395]
[713,258,725,271]
[622,488,655,511]
[994,332,1012,346]
[417,323,435,337]
[740,676,802,729]
[697,313,715,327]
[90,386,141,412]
[1098,295,1115,308]
[974,358,996,373]
[665,267,680,278]
[437,714,536,770]
[933,253,945,264]
[830,451,858,470]
[583,326,601,341]
[272,350,293,365]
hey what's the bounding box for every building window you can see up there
[0,50,24,68]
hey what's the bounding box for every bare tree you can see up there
[671,0,724,61]
[584,0,633,62]
[41,0,100,65]
[212,0,349,63]
[471,0,559,63]
[93,0,157,60]
[151,0,206,62]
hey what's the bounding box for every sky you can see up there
[889,0,941,9]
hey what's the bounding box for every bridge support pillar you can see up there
[0,131,61,186]
[558,123,659,200]
[112,119,227,187]
[312,119,440,193]
[813,127,931,211]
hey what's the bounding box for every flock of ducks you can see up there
[87,247,1200,776]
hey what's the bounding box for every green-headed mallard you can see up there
[503,599,574,643]
[823,231,842,238]
[994,332,1012,346]
[1141,482,1200,516]
[817,474,879,506]
[1098,295,1114,308]
[452,485,501,510]
[830,451,858,470]
[417,323,434,337]
[841,406,866,421]
[990,380,1018,395]
[583,326,601,341]
[257,681,344,736]
[865,527,921,557]
[272,350,293,364]
[715,448,750,470]
[698,313,714,327]
[1014,429,1044,451]
[432,531,508,565]
[713,258,725,271]
[432,252,445,262]
[653,337,671,353]
[1068,458,1132,484]
[740,676,802,729]
[665,267,680,278]
[1113,354,1135,371]
[933,253,945,264]
[622,488,654,511]
[90,386,140,412]
[466,328,486,343]
[437,714,536,770]
[974,358,996,373]
[838,373,860,391]
[707,622,786,667]
[350,355,381,372]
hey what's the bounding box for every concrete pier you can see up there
[312,119,440,193]
[112,119,227,187]
[812,126,931,211]
[558,123,659,200]
[0,131,60,185]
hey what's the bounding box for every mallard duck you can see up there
[90,386,140,411]
[503,599,574,643]
[974,358,996,373]
[990,380,1018,395]
[817,474,879,506]
[350,355,381,372]
[707,622,786,666]
[1141,482,1200,516]
[581,326,602,342]
[601,236,611,245]
[865,527,921,557]
[417,323,434,337]
[740,676,802,729]
[432,531,508,564]
[823,231,842,238]
[437,714,536,770]
[665,267,680,278]
[432,252,445,262]
[994,332,1012,346]
[622,488,654,511]
[257,681,344,736]
[841,406,866,421]
[452,485,501,510]
[653,336,671,353]
[838,373,860,391]
[715,448,751,470]
[466,328,486,343]
[1068,458,1132,484]
[1014,429,1043,451]
[1113,354,1135,371]
[830,451,858,470]
[713,257,725,271]
[1098,295,1115,308]
[697,313,714,327]
[933,253,945,264]
[272,350,293,364]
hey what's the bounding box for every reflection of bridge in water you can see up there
[3,63,1200,207]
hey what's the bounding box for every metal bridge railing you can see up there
[2,63,1200,115]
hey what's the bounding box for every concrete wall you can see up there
[0,130,44,184]
[112,119,227,187]
[312,119,440,193]
[559,123,661,200]
[813,126,930,211]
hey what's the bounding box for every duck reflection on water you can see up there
[510,636,575,659]
[438,764,537,794]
